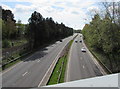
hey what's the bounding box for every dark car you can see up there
[59,39,62,42]
[75,40,77,43]
[80,40,82,43]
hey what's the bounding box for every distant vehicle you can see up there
[59,39,62,42]
[80,35,82,37]
[75,40,77,43]
[81,47,86,52]
[80,40,82,43]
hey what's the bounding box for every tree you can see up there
[2,8,16,40]
[2,9,15,22]
[82,3,120,72]
[28,11,73,49]
[28,11,43,48]
[16,20,25,39]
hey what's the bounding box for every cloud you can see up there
[13,4,37,13]
[87,5,100,17]
[1,0,100,29]
[87,6,100,12]
[51,5,64,11]
[71,11,79,15]
[1,4,13,11]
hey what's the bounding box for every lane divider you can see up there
[37,60,41,62]
[22,71,28,76]
[83,65,85,69]
[38,35,77,87]
[65,35,78,82]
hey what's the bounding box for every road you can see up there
[66,34,106,82]
[2,35,75,87]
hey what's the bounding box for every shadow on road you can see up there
[22,47,49,62]
[21,41,59,62]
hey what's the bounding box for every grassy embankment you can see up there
[47,36,76,85]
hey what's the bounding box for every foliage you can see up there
[16,20,25,39]
[82,13,120,72]
[2,39,11,48]
[2,8,27,40]
[28,11,73,49]
[2,8,16,40]
[74,30,81,33]
[2,8,27,48]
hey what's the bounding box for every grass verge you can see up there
[59,55,67,83]
[47,38,75,85]
[47,57,65,85]
[3,59,21,70]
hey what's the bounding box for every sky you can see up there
[1,0,119,29]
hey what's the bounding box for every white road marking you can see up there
[81,57,82,60]
[38,35,76,87]
[82,37,106,75]
[83,65,85,69]
[66,40,73,82]
[37,60,41,62]
[66,35,78,82]
[2,61,22,75]
[22,72,28,76]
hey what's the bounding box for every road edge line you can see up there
[2,51,36,75]
[65,38,73,82]
[82,38,107,75]
[65,35,78,82]
[38,36,74,87]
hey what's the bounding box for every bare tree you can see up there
[102,1,120,25]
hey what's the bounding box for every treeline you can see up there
[74,30,81,33]
[1,7,26,48]
[27,11,73,49]
[82,2,120,73]
[2,7,16,40]
[1,7,25,40]
[1,7,73,49]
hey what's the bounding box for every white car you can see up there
[81,47,86,52]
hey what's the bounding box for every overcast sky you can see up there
[1,0,118,29]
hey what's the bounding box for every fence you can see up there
[2,43,28,60]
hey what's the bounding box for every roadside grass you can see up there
[3,59,21,70]
[0,67,2,72]
[2,50,33,71]
[2,52,20,64]
[59,55,67,83]
[12,39,27,47]
[47,38,75,85]
[2,39,28,49]
[47,57,64,85]
[59,40,74,83]
[68,40,73,49]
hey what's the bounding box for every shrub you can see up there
[2,39,11,48]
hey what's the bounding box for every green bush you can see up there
[2,39,11,48]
